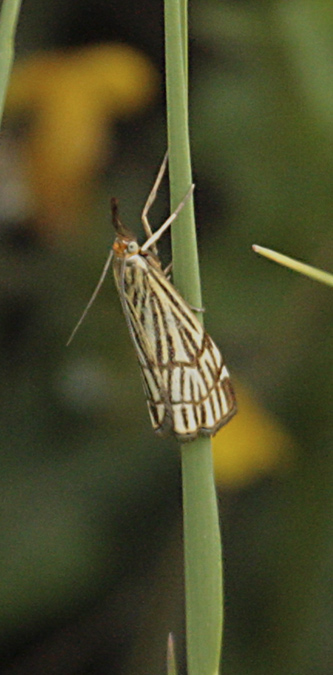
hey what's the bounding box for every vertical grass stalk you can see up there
[164,1,223,674]
[0,0,22,125]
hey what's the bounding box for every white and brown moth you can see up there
[68,154,236,441]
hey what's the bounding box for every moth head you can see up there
[111,197,140,258]
[113,236,139,258]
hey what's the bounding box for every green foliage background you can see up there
[0,1,332,673]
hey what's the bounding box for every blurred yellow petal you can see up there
[213,383,295,488]
[5,45,158,230]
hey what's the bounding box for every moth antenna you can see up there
[66,248,114,346]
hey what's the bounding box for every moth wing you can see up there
[115,255,236,441]
[115,261,173,436]
[140,264,237,440]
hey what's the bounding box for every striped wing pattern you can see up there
[113,252,236,441]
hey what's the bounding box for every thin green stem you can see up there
[253,245,333,288]
[164,2,223,674]
[181,445,223,675]
[165,0,201,307]
[0,0,22,126]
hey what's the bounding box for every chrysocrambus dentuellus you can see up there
[68,154,236,440]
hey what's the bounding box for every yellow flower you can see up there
[213,382,295,488]
[6,45,158,230]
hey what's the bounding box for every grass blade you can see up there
[253,245,333,287]
[164,1,224,674]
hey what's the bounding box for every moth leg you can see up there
[189,303,205,313]
[141,183,195,253]
[163,261,172,278]
[141,151,169,255]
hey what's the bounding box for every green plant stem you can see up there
[181,445,223,675]
[164,2,223,674]
[253,245,333,287]
[165,0,201,305]
[0,0,22,126]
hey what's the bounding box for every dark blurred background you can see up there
[0,0,332,673]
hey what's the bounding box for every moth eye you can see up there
[127,241,139,254]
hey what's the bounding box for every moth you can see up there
[68,154,236,441]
